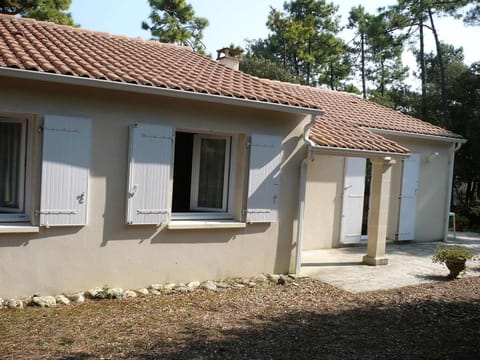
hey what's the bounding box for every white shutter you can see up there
[397,153,420,241]
[126,123,173,225]
[40,115,91,226]
[246,134,282,223]
[340,157,367,244]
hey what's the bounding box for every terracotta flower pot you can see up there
[445,258,466,279]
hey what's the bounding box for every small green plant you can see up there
[93,285,111,300]
[432,245,474,264]
[432,245,475,278]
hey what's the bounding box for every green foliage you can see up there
[348,6,407,100]
[450,61,480,211]
[247,0,349,88]
[420,44,466,125]
[367,14,408,93]
[464,4,480,25]
[347,5,370,98]
[387,85,421,115]
[432,245,474,264]
[240,55,301,83]
[142,0,208,54]
[0,0,75,25]
[336,83,360,94]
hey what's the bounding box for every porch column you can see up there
[363,157,395,266]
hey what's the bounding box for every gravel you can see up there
[0,276,479,359]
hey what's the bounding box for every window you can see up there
[0,117,27,221]
[126,123,282,225]
[172,132,232,218]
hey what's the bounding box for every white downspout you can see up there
[293,115,317,274]
[444,141,463,241]
[295,157,308,274]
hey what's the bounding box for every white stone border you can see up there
[0,274,308,309]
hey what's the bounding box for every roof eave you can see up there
[365,127,467,144]
[302,114,410,159]
[0,67,324,117]
[308,144,410,159]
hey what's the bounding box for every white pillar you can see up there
[363,157,395,266]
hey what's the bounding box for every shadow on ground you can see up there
[59,299,480,360]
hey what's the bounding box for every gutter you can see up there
[307,145,410,159]
[291,116,318,274]
[444,141,464,242]
[366,127,467,144]
[293,157,308,274]
[0,68,324,117]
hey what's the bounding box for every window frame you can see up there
[190,134,231,212]
[171,130,237,221]
[0,116,30,222]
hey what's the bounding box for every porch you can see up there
[300,232,480,293]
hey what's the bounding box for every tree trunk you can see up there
[419,20,427,119]
[306,39,311,86]
[330,61,334,90]
[361,32,366,99]
[428,8,448,127]
[380,58,385,97]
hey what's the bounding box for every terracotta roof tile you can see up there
[0,14,319,110]
[0,15,463,156]
[263,80,464,155]
[309,116,410,154]
[267,81,462,139]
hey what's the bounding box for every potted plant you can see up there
[454,215,470,232]
[432,245,474,278]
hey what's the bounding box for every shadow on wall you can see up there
[150,224,271,245]
[94,123,271,246]
[0,227,83,248]
[274,134,305,273]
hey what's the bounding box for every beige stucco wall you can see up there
[302,154,345,250]
[302,135,453,250]
[383,134,453,242]
[0,77,308,298]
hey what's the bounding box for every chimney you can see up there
[216,47,243,71]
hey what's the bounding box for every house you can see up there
[0,15,465,298]
[264,81,466,271]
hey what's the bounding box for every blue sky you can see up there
[70,0,479,81]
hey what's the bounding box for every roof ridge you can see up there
[0,13,192,51]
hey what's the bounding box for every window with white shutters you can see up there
[40,115,92,226]
[127,126,283,225]
[246,134,282,223]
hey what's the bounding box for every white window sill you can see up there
[167,220,247,230]
[0,223,40,233]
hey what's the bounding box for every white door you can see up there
[397,153,420,241]
[340,157,366,244]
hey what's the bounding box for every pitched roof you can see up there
[308,116,410,154]
[267,81,463,139]
[0,14,319,110]
[0,15,464,156]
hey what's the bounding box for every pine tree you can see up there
[142,0,208,54]
[0,0,75,25]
